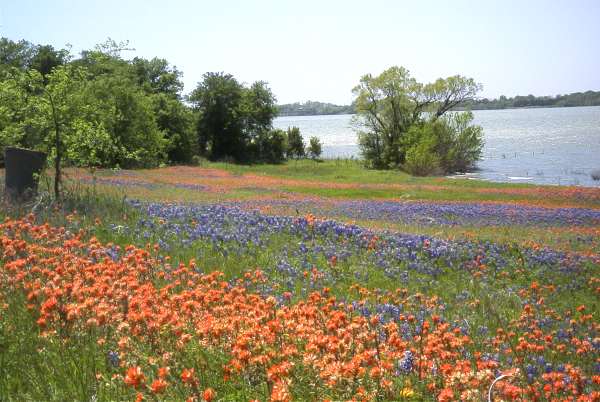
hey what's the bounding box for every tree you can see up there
[352,67,424,169]
[0,66,113,197]
[286,126,305,158]
[0,38,69,79]
[256,129,287,163]
[29,45,69,79]
[432,111,483,172]
[130,56,193,163]
[425,75,481,118]
[85,72,166,168]
[0,38,36,72]
[69,43,168,168]
[0,68,42,154]
[189,73,278,163]
[190,72,245,160]
[307,137,322,160]
[353,66,483,172]
[152,93,195,163]
[243,81,278,142]
[131,57,183,97]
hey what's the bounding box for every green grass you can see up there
[209,158,529,188]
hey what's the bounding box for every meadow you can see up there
[0,160,598,401]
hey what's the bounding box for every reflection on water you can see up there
[274,106,600,187]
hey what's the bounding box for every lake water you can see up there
[274,106,600,187]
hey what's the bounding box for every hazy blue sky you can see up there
[2,0,599,104]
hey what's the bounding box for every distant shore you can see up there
[278,92,600,116]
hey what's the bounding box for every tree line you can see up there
[1,37,490,183]
[277,101,354,116]
[0,38,322,194]
[462,91,600,110]
[280,91,600,116]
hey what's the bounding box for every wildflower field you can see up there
[0,160,599,401]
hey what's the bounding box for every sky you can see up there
[2,0,600,104]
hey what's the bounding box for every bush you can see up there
[403,139,440,176]
[433,111,483,173]
[286,126,305,159]
[591,169,600,181]
[257,129,287,163]
[402,112,483,175]
[191,155,207,166]
[306,136,322,160]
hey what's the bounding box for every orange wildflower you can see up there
[150,378,168,394]
[158,366,170,379]
[124,366,145,388]
[181,368,196,385]
[202,388,216,401]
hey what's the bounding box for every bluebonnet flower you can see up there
[107,350,119,367]
[397,350,414,373]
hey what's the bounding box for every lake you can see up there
[274,106,600,187]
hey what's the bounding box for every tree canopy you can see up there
[1,37,322,185]
[189,73,282,163]
[0,38,191,171]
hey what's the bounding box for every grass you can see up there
[0,162,598,401]
[50,160,600,209]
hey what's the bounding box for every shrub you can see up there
[306,136,322,160]
[402,112,483,175]
[403,139,440,176]
[433,111,483,173]
[191,155,207,166]
[257,129,287,163]
[286,126,305,159]
[591,169,600,181]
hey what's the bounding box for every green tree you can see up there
[69,43,167,167]
[131,57,183,97]
[0,66,113,197]
[403,138,440,176]
[307,136,322,160]
[0,38,69,79]
[243,81,278,142]
[29,45,69,79]
[256,129,287,163]
[286,126,305,158]
[404,111,483,175]
[353,66,483,173]
[432,112,483,172]
[190,72,245,160]
[130,56,193,163]
[353,67,425,169]
[85,72,166,168]
[0,38,36,72]
[190,73,278,163]
[70,39,133,80]
[0,68,43,154]
[152,93,195,163]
